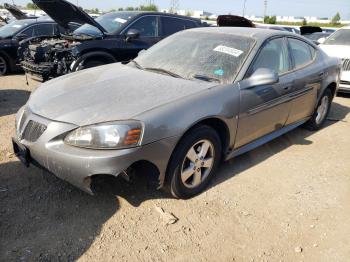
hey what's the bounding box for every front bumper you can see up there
[21,60,54,82]
[14,108,179,194]
[339,71,350,93]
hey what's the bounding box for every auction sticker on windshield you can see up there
[214,45,243,57]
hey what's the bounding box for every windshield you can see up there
[73,12,138,36]
[133,31,255,84]
[324,29,350,45]
[0,20,32,38]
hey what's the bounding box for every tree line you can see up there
[264,12,342,26]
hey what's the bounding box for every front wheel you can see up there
[0,55,8,76]
[304,89,332,131]
[167,125,222,199]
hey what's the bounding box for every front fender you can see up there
[71,50,117,71]
[137,84,240,150]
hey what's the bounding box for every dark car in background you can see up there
[20,0,204,82]
[0,17,63,75]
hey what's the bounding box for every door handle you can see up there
[283,85,292,91]
[318,72,325,77]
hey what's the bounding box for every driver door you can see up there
[235,37,295,148]
[119,15,160,61]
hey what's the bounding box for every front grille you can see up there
[342,59,350,71]
[21,120,47,142]
[340,80,350,85]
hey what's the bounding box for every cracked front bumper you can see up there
[14,108,179,194]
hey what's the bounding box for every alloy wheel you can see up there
[180,139,215,189]
[315,96,329,125]
[0,56,7,75]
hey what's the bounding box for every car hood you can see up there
[28,63,215,126]
[319,44,350,59]
[4,3,33,20]
[33,0,106,33]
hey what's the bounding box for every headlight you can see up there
[64,121,143,149]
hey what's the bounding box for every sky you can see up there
[2,0,350,19]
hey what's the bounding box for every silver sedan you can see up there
[13,27,341,199]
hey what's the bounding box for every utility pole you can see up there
[170,0,179,14]
[242,0,247,17]
[263,0,267,23]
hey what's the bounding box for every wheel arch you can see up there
[164,117,230,184]
[73,50,117,71]
[326,81,337,99]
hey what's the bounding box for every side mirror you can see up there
[125,29,140,42]
[241,68,279,89]
[15,33,28,41]
[317,37,326,44]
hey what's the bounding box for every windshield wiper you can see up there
[129,60,144,70]
[144,67,183,79]
[192,74,221,83]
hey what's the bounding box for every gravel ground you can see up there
[1,74,350,262]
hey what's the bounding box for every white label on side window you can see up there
[114,18,127,23]
[214,45,243,57]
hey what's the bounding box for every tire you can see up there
[167,125,222,199]
[304,88,332,131]
[0,55,9,76]
[79,60,105,70]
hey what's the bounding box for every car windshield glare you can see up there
[0,20,31,38]
[324,29,350,45]
[133,31,255,84]
[74,12,138,36]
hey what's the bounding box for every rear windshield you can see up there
[134,31,255,84]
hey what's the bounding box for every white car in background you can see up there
[319,26,350,93]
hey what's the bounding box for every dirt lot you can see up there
[1,74,350,262]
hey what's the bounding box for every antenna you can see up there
[170,0,179,14]
[242,0,247,16]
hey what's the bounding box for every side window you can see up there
[20,26,34,37]
[33,24,55,37]
[251,38,290,76]
[289,38,314,69]
[128,16,157,37]
[161,17,195,36]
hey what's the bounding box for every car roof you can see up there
[17,16,54,24]
[110,11,201,22]
[189,27,296,39]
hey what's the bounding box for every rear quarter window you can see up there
[289,38,314,69]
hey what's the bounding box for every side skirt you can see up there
[226,119,307,161]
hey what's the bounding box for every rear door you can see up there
[284,38,321,125]
[235,37,295,148]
